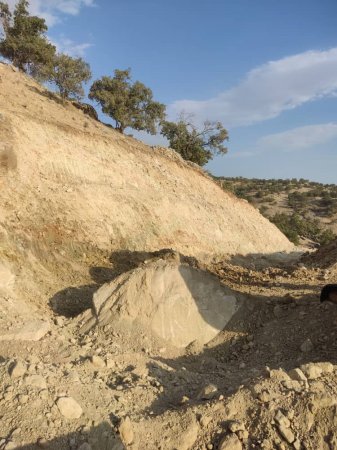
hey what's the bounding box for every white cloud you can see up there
[52,36,92,57]
[169,48,337,128]
[257,123,337,152]
[7,0,95,26]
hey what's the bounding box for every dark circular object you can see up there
[320,284,337,302]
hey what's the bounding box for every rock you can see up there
[218,433,242,450]
[312,362,334,374]
[36,438,48,448]
[275,410,291,429]
[24,375,47,389]
[176,421,199,450]
[91,355,106,368]
[288,368,307,382]
[54,317,64,327]
[199,415,212,428]
[300,363,322,380]
[81,260,239,347]
[277,423,295,444]
[236,430,249,440]
[293,439,301,450]
[282,380,303,393]
[56,396,83,419]
[274,410,295,444]
[300,339,313,353]
[4,441,17,450]
[0,321,50,342]
[228,421,246,433]
[9,360,26,378]
[197,384,218,400]
[119,416,134,445]
[269,369,290,381]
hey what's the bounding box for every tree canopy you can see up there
[89,68,166,134]
[0,0,55,76]
[161,116,228,166]
[49,53,92,100]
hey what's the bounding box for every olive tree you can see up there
[0,0,55,76]
[89,68,166,134]
[161,116,228,166]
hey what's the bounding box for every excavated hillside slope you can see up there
[0,63,292,257]
[0,63,293,325]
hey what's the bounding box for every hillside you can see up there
[3,64,337,450]
[217,176,337,245]
[0,63,293,321]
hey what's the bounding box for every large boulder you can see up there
[82,259,239,348]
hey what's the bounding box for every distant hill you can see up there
[215,176,337,246]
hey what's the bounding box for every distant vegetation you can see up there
[216,177,337,245]
[0,0,229,166]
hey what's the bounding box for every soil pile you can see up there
[81,256,239,347]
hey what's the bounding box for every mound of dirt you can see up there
[302,238,337,269]
[81,257,239,347]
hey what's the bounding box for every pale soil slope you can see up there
[0,62,292,323]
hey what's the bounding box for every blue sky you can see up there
[8,0,337,183]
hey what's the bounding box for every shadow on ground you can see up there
[49,248,200,317]
[13,422,125,450]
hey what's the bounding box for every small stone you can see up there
[288,368,307,382]
[237,430,249,440]
[91,355,106,368]
[312,362,334,374]
[9,360,26,378]
[18,394,29,404]
[293,439,301,450]
[300,339,313,353]
[277,423,295,444]
[282,380,303,393]
[218,433,242,450]
[300,363,322,380]
[24,375,47,389]
[56,396,83,419]
[119,416,134,445]
[54,317,64,327]
[199,415,212,428]
[228,421,246,433]
[275,410,291,428]
[4,441,17,450]
[37,438,48,448]
[0,320,50,342]
[176,421,199,450]
[197,384,218,400]
[269,369,290,381]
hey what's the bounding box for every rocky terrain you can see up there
[1,63,337,450]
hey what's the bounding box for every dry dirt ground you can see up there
[1,249,337,450]
[1,63,337,450]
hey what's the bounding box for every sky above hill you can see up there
[6,0,337,183]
